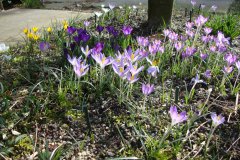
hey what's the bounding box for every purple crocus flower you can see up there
[153,39,162,46]
[126,72,139,83]
[200,52,208,60]
[93,42,104,53]
[84,21,90,27]
[137,36,144,46]
[126,46,132,53]
[128,62,144,76]
[163,29,171,37]
[180,35,188,42]
[146,58,160,77]
[112,59,129,78]
[211,113,225,127]
[182,47,197,58]
[137,36,149,47]
[77,28,84,35]
[218,45,227,53]
[106,26,118,36]
[223,66,233,74]
[210,45,217,52]
[186,22,194,30]
[73,35,81,44]
[112,29,119,37]
[39,42,50,52]
[114,52,127,65]
[174,42,183,51]
[142,38,150,47]
[204,27,212,35]
[191,74,204,84]
[204,70,212,79]
[142,83,154,95]
[149,44,158,54]
[158,46,165,54]
[80,31,90,42]
[147,66,159,77]
[224,53,237,65]
[168,32,178,42]
[73,59,89,78]
[186,30,195,38]
[169,106,188,126]
[209,35,215,42]
[106,26,115,34]
[67,26,76,35]
[67,54,82,66]
[81,45,91,57]
[138,49,149,59]
[202,35,210,43]
[96,25,104,33]
[91,52,112,69]
[194,15,208,27]
[186,47,197,55]
[122,25,133,36]
[125,49,141,62]
[216,31,229,46]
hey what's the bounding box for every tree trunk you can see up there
[148,0,174,27]
[0,0,4,11]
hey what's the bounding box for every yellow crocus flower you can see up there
[47,27,52,33]
[62,20,68,26]
[32,27,38,33]
[62,20,68,30]
[23,28,28,34]
[33,34,39,41]
[27,33,33,39]
[64,24,68,30]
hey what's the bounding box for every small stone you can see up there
[107,151,115,157]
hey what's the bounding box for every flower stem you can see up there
[205,125,216,152]
[127,83,133,99]
[232,72,239,94]
[159,125,172,147]
[143,95,147,110]
[189,82,197,100]
[119,78,123,105]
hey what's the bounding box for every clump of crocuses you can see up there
[67,55,89,78]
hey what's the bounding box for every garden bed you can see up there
[0,3,240,160]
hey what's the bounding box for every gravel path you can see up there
[0,8,93,45]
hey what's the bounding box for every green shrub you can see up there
[206,14,240,41]
[21,0,42,9]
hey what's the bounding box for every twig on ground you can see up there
[226,136,240,152]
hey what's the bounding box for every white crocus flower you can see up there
[2,54,12,61]
[102,8,110,13]
[94,12,103,17]
[132,5,137,10]
[109,3,115,10]
[0,43,9,52]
